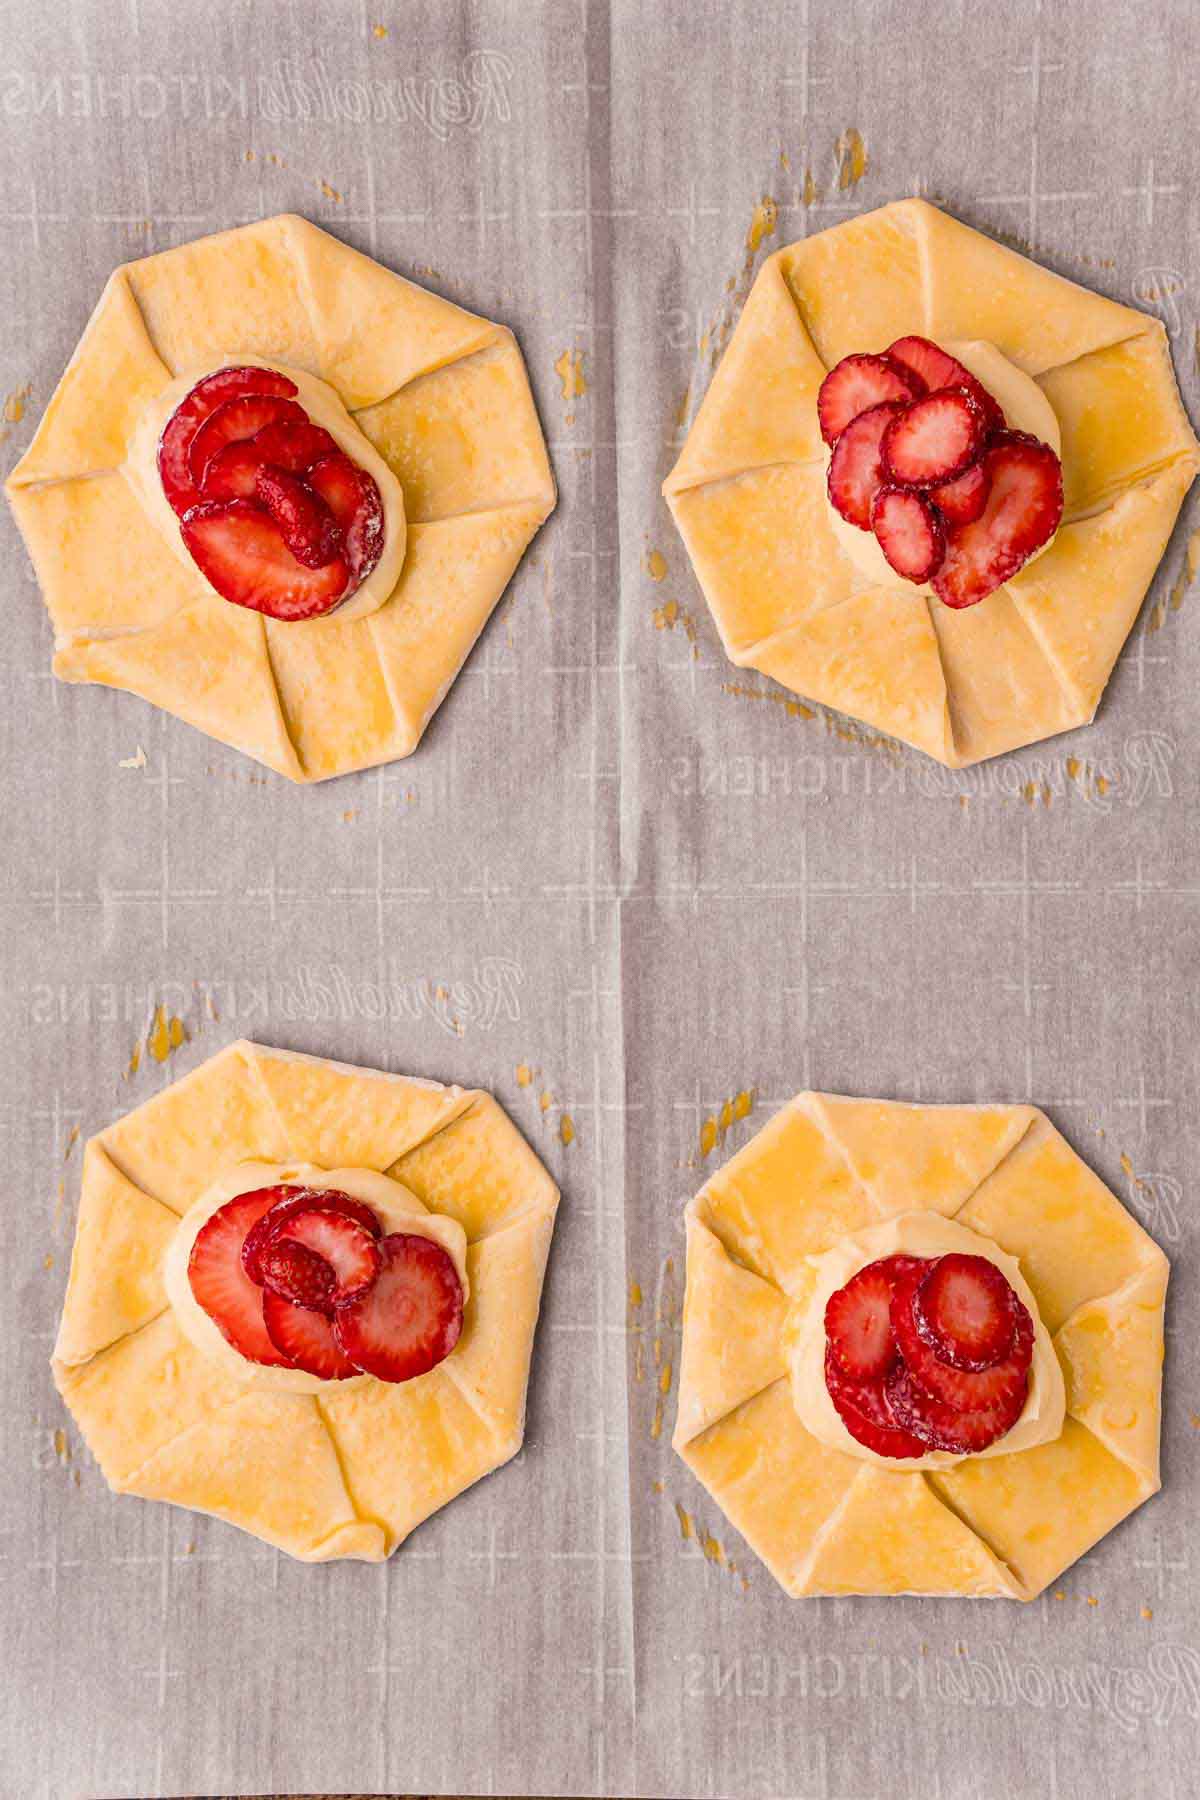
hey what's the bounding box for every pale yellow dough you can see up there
[7,215,556,782]
[53,1041,559,1561]
[674,1092,1167,1600]
[665,199,1200,767]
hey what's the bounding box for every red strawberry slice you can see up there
[817,353,922,446]
[188,1188,295,1368]
[201,439,279,503]
[891,1263,1033,1411]
[186,394,307,490]
[245,416,338,473]
[929,459,990,527]
[825,1346,928,1460]
[202,421,341,504]
[333,1233,464,1384]
[871,486,945,583]
[824,1254,919,1379]
[201,418,340,502]
[955,374,1005,438]
[258,1237,337,1313]
[262,1289,361,1380]
[307,452,385,588]
[932,433,1063,609]
[886,1363,1027,1454]
[885,336,1005,435]
[271,1207,380,1306]
[885,335,969,393]
[882,389,986,489]
[242,1186,382,1285]
[913,1253,1018,1370]
[158,366,298,517]
[827,400,906,530]
[181,499,350,621]
[256,467,344,569]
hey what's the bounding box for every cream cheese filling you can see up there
[785,1210,1066,1471]
[124,356,407,624]
[824,340,1063,597]
[164,1160,469,1395]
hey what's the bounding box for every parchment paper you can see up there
[1,1,1198,1796]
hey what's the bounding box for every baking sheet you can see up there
[2,1,1199,1796]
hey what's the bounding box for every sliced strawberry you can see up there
[882,389,986,489]
[817,353,922,446]
[262,1289,361,1380]
[932,434,1063,609]
[871,486,945,583]
[885,336,969,393]
[913,1253,1018,1370]
[181,499,349,621]
[929,459,990,527]
[955,374,1005,438]
[333,1233,464,1384]
[258,1237,337,1313]
[886,1364,1027,1454]
[825,1346,928,1460]
[824,1254,918,1379]
[201,419,341,502]
[201,439,278,503]
[307,452,385,588]
[885,337,1005,435]
[891,1263,1033,1411]
[187,394,307,489]
[271,1207,380,1306]
[242,1187,382,1284]
[158,366,298,517]
[245,416,338,473]
[827,400,906,530]
[256,467,344,569]
[188,1188,295,1368]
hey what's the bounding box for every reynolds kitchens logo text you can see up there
[684,1640,1200,1737]
[26,956,526,1039]
[0,49,514,138]
[667,730,1178,811]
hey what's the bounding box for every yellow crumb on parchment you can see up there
[554,347,587,401]
[697,1089,755,1161]
[147,1003,187,1064]
[721,681,814,721]
[835,127,869,189]
[745,196,778,254]
[2,382,31,425]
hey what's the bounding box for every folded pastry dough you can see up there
[665,199,1199,766]
[53,1041,559,1561]
[674,1093,1168,1599]
[7,215,555,781]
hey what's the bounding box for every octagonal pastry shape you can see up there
[53,1040,559,1561]
[673,1092,1167,1599]
[664,200,1199,766]
[7,215,555,782]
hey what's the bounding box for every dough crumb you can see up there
[835,127,869,190]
